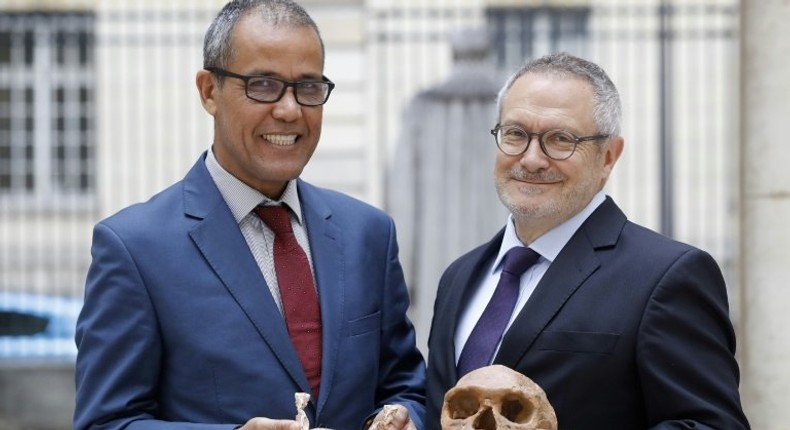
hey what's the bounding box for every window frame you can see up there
[0,12,96,214]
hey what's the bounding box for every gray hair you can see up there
[496,52,622,137]
[203,0,325,71]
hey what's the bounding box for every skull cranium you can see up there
[441,365,557,430]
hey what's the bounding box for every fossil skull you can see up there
[441,365,557,430]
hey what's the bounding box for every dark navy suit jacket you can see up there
[75,153,426,430]
[426,197,749,429]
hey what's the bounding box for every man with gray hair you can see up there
[425,52,749,429]
[74,1,426,429]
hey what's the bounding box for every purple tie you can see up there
[456,247,540,377]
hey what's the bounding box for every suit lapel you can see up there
[494,233,600,367]
[183,155,309,394]
[297,180,343,415]
[434,232,503,386]
[495,197,626,368]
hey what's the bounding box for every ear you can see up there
[196,69,219,116]
[600,135,624,183]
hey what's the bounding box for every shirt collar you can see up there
[204,148,304,225]
[493,191,606,271]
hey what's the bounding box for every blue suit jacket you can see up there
[426,197,749,429]
[75,153,426,430]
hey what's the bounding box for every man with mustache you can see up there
[425,52,749,429]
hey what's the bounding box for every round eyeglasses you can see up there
[206,67,335,106]
[490,124,610,161]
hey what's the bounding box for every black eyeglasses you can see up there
[491,124,610,160]
[206,67,335,106]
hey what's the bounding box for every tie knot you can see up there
[254,205,293,235]
[501,247,540,276]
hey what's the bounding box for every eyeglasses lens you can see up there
[495,126,577,160]
[542,130,576,159]
[247,77,328,106]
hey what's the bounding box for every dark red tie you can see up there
[254,205,322,399]
[456,247,540,377]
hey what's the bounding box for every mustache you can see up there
[506,168,563,183]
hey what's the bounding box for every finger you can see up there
[388,406,410,429]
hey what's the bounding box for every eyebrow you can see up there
[243,69,324,81]
[500,121,584,134]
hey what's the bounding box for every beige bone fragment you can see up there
[369,404,399,430]
[295,392,311,430]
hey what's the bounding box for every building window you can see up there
[486,6,592,73]
[0,12,95,207]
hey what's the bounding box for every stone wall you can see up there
[0,363,74,430]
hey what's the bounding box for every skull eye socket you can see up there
[501,395,534,423]
[446,391,480,419]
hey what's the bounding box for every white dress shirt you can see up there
[204,149,315,315]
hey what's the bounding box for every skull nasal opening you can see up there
[473,407,497,430]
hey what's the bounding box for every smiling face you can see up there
[196,13,325,198]
[494,72,623,244]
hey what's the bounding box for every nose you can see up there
[271,87,302,121]
[519,136,550,170]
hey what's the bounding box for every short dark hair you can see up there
[203,0,325,71]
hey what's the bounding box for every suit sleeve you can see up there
[372,217,427,429]
[638,248,750,429]
[74,222,237,430]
